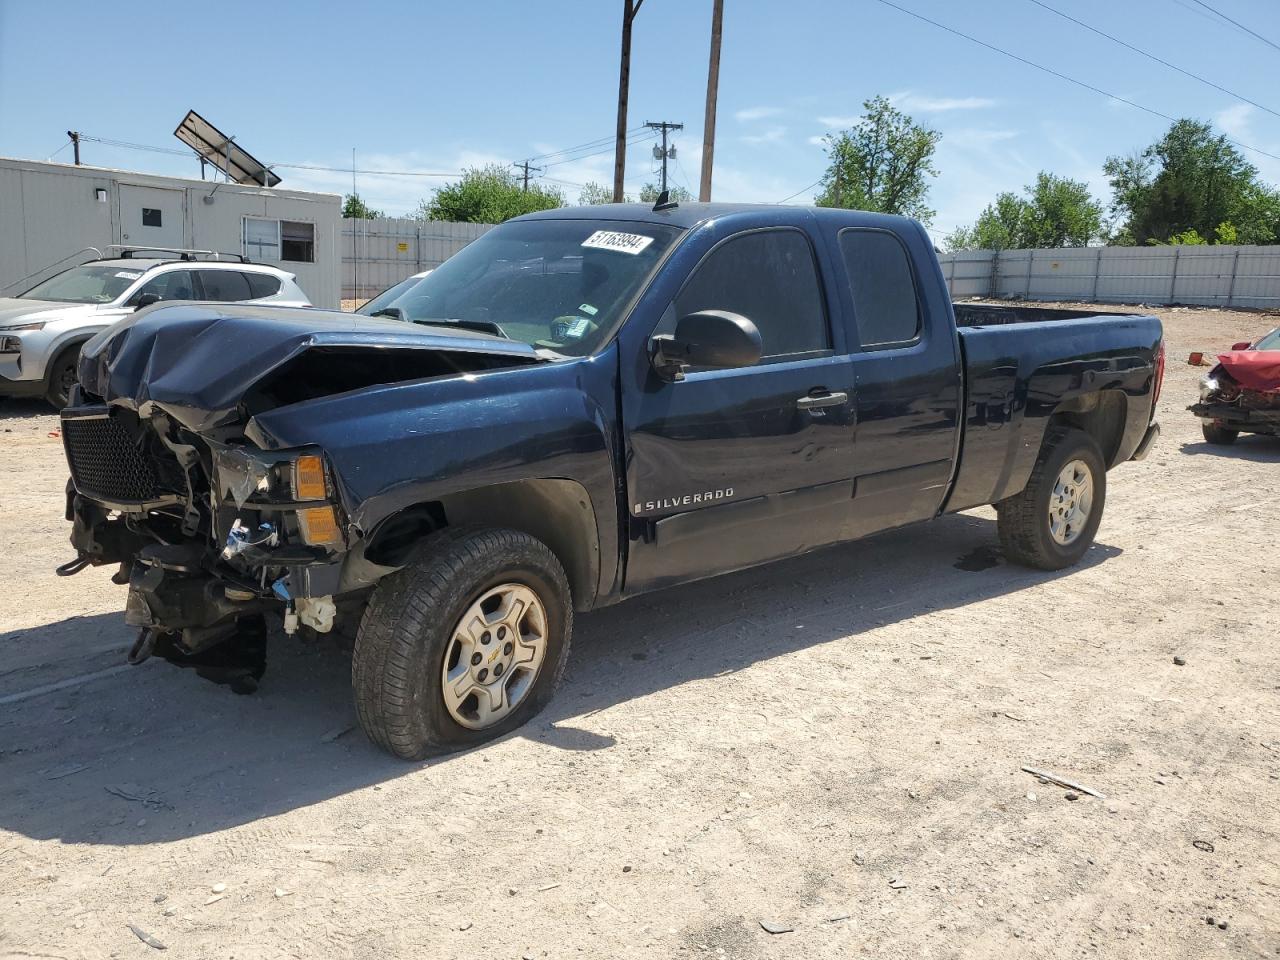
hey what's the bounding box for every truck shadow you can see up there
[0,512,1120,846]
[1179,437,1280,461]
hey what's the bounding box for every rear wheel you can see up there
[1201,422,1239,445]
[351,526,572,759]
[44,343,83,408]
[997,427,1106,571]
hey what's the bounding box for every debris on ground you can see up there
[1065,791,1080,801]
[320,724,354,744]
[1020,766,1105,799]
[44,762,87,780]
[1173,656,1187,666]
[759,920,794,934]
[888,878,907,890]
[127,923,167,950]
[1192,840,1215,853]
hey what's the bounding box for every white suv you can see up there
[0,252,311,407]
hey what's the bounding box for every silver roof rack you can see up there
[105,245,249,263]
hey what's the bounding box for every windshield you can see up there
[1254,327,1280,350]
[356,274,427,316]
[21,264,144,304]
[369,219,682,355]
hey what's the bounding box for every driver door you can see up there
[622,227,858,592]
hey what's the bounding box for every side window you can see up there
[130,270,195,304]
[674,229,829,360]
[244,272,282,298]
[838,230,921,347]
[198,270,253,302]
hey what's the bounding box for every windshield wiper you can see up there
[409,317,510,339]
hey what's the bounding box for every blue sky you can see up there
[2,0,1278,239]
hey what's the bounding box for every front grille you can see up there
[62,407,167,505]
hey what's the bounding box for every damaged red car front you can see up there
[1191,327,1280,444]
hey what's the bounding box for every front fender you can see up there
[246,348,623,601]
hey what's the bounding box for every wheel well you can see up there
[362,479,600,610]
[48,338,91,380]
[1048,390,1127,467]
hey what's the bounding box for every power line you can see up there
[1186,0,1280,54]
[274,162,459,177]
[541,130,654,169]
[1028,0,1280,121]
[870,0,1280,164]
[526,126,646,163]
[777,177,824,204]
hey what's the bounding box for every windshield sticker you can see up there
[578,303,599,316]
[581,230,654,255]
[115,271,143,280]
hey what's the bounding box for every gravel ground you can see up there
[1,303,1277,959]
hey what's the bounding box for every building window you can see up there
[142,208,163,227]
[242,217,315,263]
[281,221,315,263]
[243,218,280,260]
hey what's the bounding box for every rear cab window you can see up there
[837,229,922,349]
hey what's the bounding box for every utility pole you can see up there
[613,0,644,203]
[67,130,81,165]
[513,159,542,192]
[645,121,683,193]
[699,0,724,202]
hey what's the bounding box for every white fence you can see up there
[938,245,1280,310]
[342,218,495,301]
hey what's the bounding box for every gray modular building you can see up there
[0,157,341,308]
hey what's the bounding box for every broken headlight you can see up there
[209,443,344,549]
[1199,376,1220,401]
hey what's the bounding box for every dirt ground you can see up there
[1,303,1278,960]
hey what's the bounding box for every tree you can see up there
[342,193,382,219]
[1104,119,1280,245]
[578,182,625,205]
[416,164,564,223]
[638,183,693,203]
[814,95,941,226]
[946,172,1102,250]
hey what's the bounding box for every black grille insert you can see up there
[62,407,168,505]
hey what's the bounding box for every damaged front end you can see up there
[1190,364,1280,437]
[61,400,350,692]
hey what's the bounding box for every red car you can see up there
[1191,326,1280,444]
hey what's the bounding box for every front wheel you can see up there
[352,527,572,759]
[1201,422,1239,445]
[997,427,1106,571]
[45,343,83,408]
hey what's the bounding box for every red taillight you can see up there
[1152,340,1166,411]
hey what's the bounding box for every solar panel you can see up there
[174,110,281,187]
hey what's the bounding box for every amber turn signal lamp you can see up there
[293,455,327,501]
[297,506,343,546]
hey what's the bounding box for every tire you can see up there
[352,526,572,759]
[44,343,83,408]
[1201,422,1239,445]
[997,427,1106,571]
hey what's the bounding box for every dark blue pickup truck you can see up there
[60,202,1164,758]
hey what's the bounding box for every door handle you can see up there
[796,391,848,410]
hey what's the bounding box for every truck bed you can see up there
[945,304,1163,514]
[952,303,1146,327]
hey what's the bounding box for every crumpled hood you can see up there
[79,303,543,432]
[1215,349,1280,393]
[0,297,96,327]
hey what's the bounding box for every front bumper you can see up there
[1189,402,1280,434]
